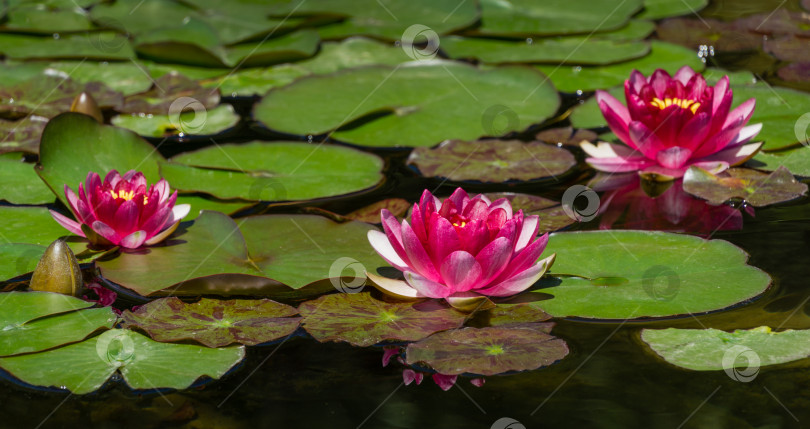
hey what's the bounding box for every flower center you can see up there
[449,214,468,229]
[649,97,701,114]
[110,189,148,205]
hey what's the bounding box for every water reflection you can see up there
[591,173,748,236]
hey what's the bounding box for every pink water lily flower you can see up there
[50,170,190,249]
[367,188,555,305]
[581,66,762,181]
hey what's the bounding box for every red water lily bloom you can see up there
[367,188,555,302]
[50,170,190,249]
[581,66,762,180]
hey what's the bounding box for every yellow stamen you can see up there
[453,220,466,228]
[110,190,148,205]
[650,97,701,114]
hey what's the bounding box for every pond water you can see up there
[2,0,810,427]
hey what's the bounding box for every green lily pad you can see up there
[407,139,575,183]
[97,211,388,295]
[44,61,154,96]
[211,37,413,96]
[254,61,560,148]
[132,17,228,68]
[0,33,134,60]
[0,115,48,154]
[0,156,54,204]
[159,141,384,202]
[267,0,479,40]
[119,73,219,115]
[298,292,466,347]
[638,0,708,19]
[1,4,95,33]
[441,36,650,65]
[481,304,553,327]
[0,244,46,281]
[474,0,642,37]
[682,166,807,207]
[0,291,117,356]
[736,83,810,151]
[112,104,239,138]
[36,113,165,207]
[121,297,301,348]
[751,145,810,176]
[656,18,762,52]
[538,230,771,319]
[223,30,320,68]
[641,326,810,371]
[537,41,705,93]
[187,0,314,45]
[175,195,253,220]
[0,206,73,246]
[90,0,195,37]
[405,325,569,376]
[0,75,122,119]
[0,329,244,394]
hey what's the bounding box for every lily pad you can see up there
[537,41,705,93]
[121,297,301,348]
[483,192,577,234]
[0,291,117,356]
[175,195,254,220]
[0,75,122,119]
[534,126,598,147]
[538,230,771,319]
[764,35,810,63]
[682,166,807,207]
[638,0,708,19]
[441,36,650,65]
[734,10,810,37]
[408,139,575,183]
[751,145,810,176]
[1,4,95,33]
[641,326,810,371]
[0,115,49,154]
[656,17,762,52]
[0,244,46,281]
[112,104,240,138]
[223,30,320,68]
[159,141,384,202]
[482,304,553,327]
[474,0,642,37]
[36,113,165,207]
[405,325,569,376]
[97,211,388,295]
[735,83,810,151]
[0,33,134,60]
[254,61,560,148]
[0,206,74,246]
[0,156,55,204]
[777,62,810,85]
[298,292,466,347]
[267,0,479,40]
[45,61,155,96]
[119,73,219,115]
[344,199,411,223]
[0,329,244,394]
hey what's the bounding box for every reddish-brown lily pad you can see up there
[656,18,761,52]
[683,166,808,207]
[0,116,48,154]
[119,73,220,115]
[534,126,598,147]
[407,139,575,183]
[298,293,466,347]
[484,192,577,234]
[764,35,810,62]
[734,10,810,37]
[344,198,411,223]
[483,304,553,327]
[0,76,122,120]
[405,324,569,376]
[121,297,301,348]
[777,62,810,83]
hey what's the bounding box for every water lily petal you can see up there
[91,220,122,245]
[120,230,147,249]
[404,271,450,298]
[428,214,461,269]
[514,214,539,253]
[432,374,457,391]
[366,271,422,299]
[368,230,409,271]
[401,221,442,281]
[475,237,513,284]
[656,146,693,170]
[476,254,555,297]
[440,251,483,292]
[49,210,85,236]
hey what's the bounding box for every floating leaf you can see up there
[777,62,810,85]
[641,326,810,371]
[298,293,466,347]
[735,83,810,151]
[175,195,253,220]
[45,61,155,96]
[160,141,384,201]
[537,41,705,93]
[0,33,134,60]
[112,104,239,138]
[407,139,575,183]
[0,75,122,119]
[0,115,48,154]
[344,199,411,223]
[764,35,810,62]
[656,17,762,52]
[122,297,301,348]
[538,230,771,319]
[0,155,54,204]
[0,206,72,246]
[267,0,479,40]
[682,166,807,207]
[0,292,116,356]
[0,329,244,394]
[37,113,165,207]
[483,192,576,234]
[256,62,560,148]
[223,30,320,67]
[0,244,45,282]
[119,73,219,115]
[405,325,569,376]
[751,146,810,176]
[734,10,810,37]
[441,36,649,65]
[482,304,553,327]
[534,126,598,147]
[2,4,94,33]
[638,0,708,19]
[474,0,641,37]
